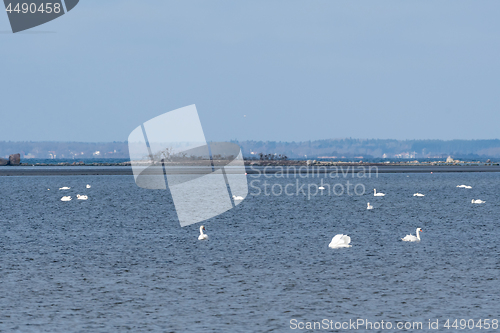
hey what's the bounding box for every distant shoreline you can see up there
[1,164,500,176]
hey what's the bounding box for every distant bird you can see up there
[76,194,88,200]
[413,193,425,197]
[373,189,385,196]
[367,202,373,210]
[232,195,244,201]
[60,196,72,202]
[86,184,91,189]
[457,185,472,189]
[318,186,325,190]
[402,228,423,242]
[198,225,208,240]
[329,234,352,249]
[471,199,485,204]
[59,187,70,190]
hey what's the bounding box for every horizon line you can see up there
[1,138,500,144]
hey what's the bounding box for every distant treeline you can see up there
[0,141,129,159]
[2,139,500,160]
[236,139,500,159]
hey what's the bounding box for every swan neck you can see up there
[200,227,204,235]
[416,229,420,240]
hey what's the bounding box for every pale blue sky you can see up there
[1,1,499,142]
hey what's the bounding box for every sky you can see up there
[1,1,499,143]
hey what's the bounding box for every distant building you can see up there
[394,151,417,159]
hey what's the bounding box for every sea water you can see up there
[0,172,499,332]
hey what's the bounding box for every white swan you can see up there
[76,194,88,200]
[329,234,352,248]
[232,195,244,201]
[198,225,208,240]
[318,186,325,190]
[374,189,385,196]
[59,187,70,190]
[86,184,91,189]
[413,193,425,197]
[367,202,373,210]
[402,228,423,242]
[471,199,485,204]
[60,196,72,202]
[457,185,472,189]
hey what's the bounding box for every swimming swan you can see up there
[232,195,244,201]
[86,184,91,189]
[402,228,423,242]
[374,189,385,196]
[76,194,88,200]
[198,225,208,240]
[329,234,352,248]
[471,199,485,204]
[318,186,325,190]
[367,202,373,210]
[413,193,425,197]
[457,185,472,189]
[60,196,72,201]
[59,187,71,190]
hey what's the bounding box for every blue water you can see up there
[0,173,499,332]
